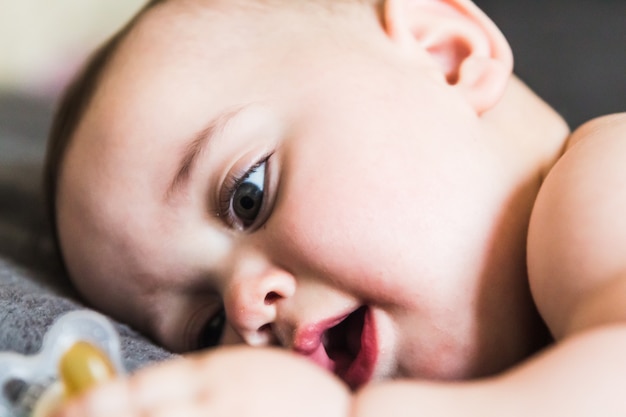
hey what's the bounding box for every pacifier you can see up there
[0,310,124,417]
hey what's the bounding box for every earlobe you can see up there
[382,0,513,114]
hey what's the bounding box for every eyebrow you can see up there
[166,107,244,202]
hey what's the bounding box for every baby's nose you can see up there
[223,255,296,347]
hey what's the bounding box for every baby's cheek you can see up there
[275,204,400,299]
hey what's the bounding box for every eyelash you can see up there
[196,306,226,350]
[218,153,272,228]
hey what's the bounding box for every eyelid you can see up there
[196,305,226,350]
[184,299,222,351]
[217,152,274,230]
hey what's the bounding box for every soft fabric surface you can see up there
[0,259,173,372]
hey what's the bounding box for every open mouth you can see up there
[321,306,376,389]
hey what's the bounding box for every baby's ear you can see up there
[383,0,513,114]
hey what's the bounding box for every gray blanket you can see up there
[0,259,173,373]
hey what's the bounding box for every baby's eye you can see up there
[229,161,266,229]
[198,308,226,349]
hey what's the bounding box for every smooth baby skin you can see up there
[51,0,626,416]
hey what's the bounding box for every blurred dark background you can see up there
[475,0,626,129]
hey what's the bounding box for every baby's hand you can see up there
[53,346,352,417]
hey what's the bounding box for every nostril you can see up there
[264,291,280,305]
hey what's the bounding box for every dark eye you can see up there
[231,162,265,228]
[198,308,226,349]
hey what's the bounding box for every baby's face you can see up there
[58,1,540,386]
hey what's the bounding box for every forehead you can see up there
[80,0,375,153]
[115,0,362,72]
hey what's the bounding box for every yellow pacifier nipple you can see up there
[32,342,117,417]
[58,341,117,399]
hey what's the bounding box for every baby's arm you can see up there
[529,113,626,339]
[54,346,352,417]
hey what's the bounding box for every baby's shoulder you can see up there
[528,112,626,339]
[565,112,626,151]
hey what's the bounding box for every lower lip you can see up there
[341,307,377,390]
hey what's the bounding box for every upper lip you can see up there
[292,306,377,390]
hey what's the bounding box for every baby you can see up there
[45,0,626,415]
